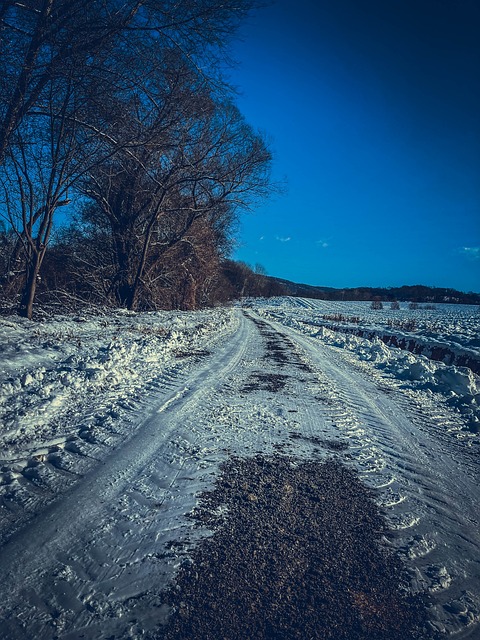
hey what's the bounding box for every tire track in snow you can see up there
[0,310,351,639]
[258,312,480,638]
[0,330,234,545]
[0,311,252,639]
[2,307,477,639]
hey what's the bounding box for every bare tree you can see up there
[0,0,255,166]
[0,0,261,315]
[80,59,272,310]
[0,73,80,318]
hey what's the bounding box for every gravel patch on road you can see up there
[154,456,433,640]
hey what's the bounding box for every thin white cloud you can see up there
[459,247,480,260]
[276,236,291,242]
[316,240,329,248]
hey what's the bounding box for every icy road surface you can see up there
[0,300,479,639]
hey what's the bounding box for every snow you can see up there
[0,308,238,465]
[253,297,480,432]
[0,298,479,639]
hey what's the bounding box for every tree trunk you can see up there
[112,229,136,309]
[19,253,41,319]
[186,272,197,310]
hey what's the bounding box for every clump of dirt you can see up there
[243,372,290,392]
[154,456,433,640]
[174,349,211,360]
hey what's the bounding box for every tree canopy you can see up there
[0,0,272,317]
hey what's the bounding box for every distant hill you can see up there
[261,276,480,305]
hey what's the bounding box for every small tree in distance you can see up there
[371,298,383,310]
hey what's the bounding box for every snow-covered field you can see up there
[0,297,479,639]
[256,298,480,433]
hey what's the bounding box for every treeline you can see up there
[332,285,480,304]
[0,1,272,318]
[263,278,480,305]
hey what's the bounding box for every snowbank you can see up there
[0,307,238,464]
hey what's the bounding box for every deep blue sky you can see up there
[230,0,480,292]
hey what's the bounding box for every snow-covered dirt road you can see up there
[0,301,479,639]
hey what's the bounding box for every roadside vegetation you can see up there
[0,0,278,318]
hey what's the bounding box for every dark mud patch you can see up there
[264,340,290,365]
[154,456,433,640]
[243,373,290,393]
[246,312,315,373]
